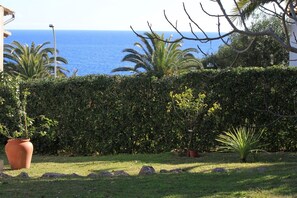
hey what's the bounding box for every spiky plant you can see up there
[216,127,263,162]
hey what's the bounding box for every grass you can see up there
[0,150,297,198]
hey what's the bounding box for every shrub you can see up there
[0,76,58,148]
[216,127,264,162]
[0,66,295,155]
[167,86,221,150]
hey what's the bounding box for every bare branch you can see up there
[183,3,209,41]
[200,2,238,18]
[129,0,297,67]
[214,0,297,53]
[258,5,281,18]
[196,44,208,57]
[230,53,240,68]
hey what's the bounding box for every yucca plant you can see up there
[216,127,264,162]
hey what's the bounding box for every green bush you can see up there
[0,76,59,149]
[0,77,21,143]
[1,66,297,155]
[168,86,221,150]
[208,67,297,151]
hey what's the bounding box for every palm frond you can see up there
[4,41,68,79]
[113,31,202,77]
[216,126,264,162]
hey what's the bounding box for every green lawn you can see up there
[0,151,296,198]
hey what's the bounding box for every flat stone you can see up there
[17,172,30,178]
[41,172,67,178]
[212,168,227,173]
[87,173,98,178]
[138,166,155,175]
[113,170,130,176]
[170,168,184,173]
[67,173,82,178]
[87,171,113,178]
[98,171,113,177]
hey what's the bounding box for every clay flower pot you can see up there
[5,139,33,170]
[187,149,199,158]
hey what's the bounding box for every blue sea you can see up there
[4,30,222,76]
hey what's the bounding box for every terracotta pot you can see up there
[188,150,199,158]
[5,139,33,170]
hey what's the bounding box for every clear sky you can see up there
[2,0,234,32]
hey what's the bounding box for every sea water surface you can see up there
[5,30,222,76]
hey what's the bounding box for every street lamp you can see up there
[49,24,57,78]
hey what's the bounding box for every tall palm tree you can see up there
[112,32,202,78]
[4,41,68,80]
[231,0,274,22]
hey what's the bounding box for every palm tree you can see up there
[231,0,296,23]
[112,32,202,78]
[4,41,68,80]
[231,0,274,23]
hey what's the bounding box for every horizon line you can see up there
[5,29,220,34]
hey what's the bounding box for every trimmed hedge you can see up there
[22,75,183,154]
[1,66,297,154]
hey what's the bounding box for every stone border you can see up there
[1,166,266,179]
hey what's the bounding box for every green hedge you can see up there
[0,84,18,144]
[208,67,297,151]
[1,66,297,154]
[22,75,183,154]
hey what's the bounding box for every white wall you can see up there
[290,23,297,66]
[0,7,4,72]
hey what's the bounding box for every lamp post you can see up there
[49,24,57,78]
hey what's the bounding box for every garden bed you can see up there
[0,152,296,197]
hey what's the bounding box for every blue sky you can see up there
[2,0,233,31]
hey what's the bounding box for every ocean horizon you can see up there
[4,30,222,76]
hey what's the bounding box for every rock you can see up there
[67,173,82,178]
[17,172,30,178]
[98,171,113,177]
[212,168,227,173]
[113,170,130,176]
[138,166,155,175]
[0,172,12,178]
[87,173,98,178]
[41,172,67,178]
[170,168,184,173]
[87,171,113,178]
